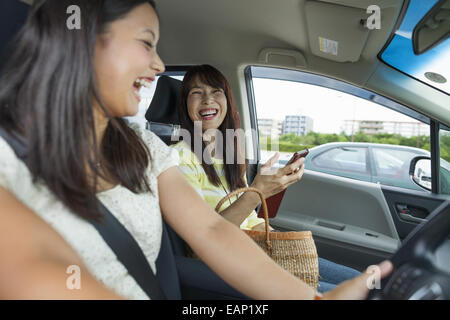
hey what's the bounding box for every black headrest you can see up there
[145,75,182,125]
[0,0,30,69]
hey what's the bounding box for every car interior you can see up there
[1,0,449,300]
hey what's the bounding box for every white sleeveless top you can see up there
[0,123,179,300]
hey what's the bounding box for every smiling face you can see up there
[186,78,228,132]
[93,3,164,118]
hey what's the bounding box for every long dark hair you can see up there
[179,65,247,192]
[0,0,157,221]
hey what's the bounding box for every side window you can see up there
[372,148,419,178]
[313,147,368,174]
[250,67,432,192]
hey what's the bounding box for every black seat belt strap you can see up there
[91,203,167,299]
[0,127,167,300]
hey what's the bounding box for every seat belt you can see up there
[0,127,167,300]
[90,202,167,300]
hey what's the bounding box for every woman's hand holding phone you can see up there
[251,150,307,199]
[253,151,307,218]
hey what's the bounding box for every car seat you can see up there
[0,0,29,70]
[145,75,182,145]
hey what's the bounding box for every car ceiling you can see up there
[158,0,400,74]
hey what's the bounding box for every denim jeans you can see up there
[317,257,361,293]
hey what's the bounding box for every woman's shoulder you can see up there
[127,122,173,153]
[0,134,21,171]
[127,122,159,145]
[0,134,14,155]
[127,122,180,176]
[0,134,27,192]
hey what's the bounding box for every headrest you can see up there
[145,75,182,125]
[144,75,183,145]
[0,0,30,69]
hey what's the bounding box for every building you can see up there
[258,118,283,138]
[282,115,313,136]
[343,120,429,138]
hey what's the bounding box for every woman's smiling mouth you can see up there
[133,77,154,101]
[199,108,219,120]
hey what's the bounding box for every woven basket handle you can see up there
[215,187,271,250]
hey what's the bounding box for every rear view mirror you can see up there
[410,156,432,190]
[412,0,450,54]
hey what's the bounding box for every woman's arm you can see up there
[215,189,261,226]
[0,187,122,300]
[159,167,393,299]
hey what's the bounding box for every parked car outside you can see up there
[276,142,450,192]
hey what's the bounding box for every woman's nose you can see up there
[151,52,165,74]
[201,93,213,104]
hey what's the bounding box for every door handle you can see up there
[396,203,429,223]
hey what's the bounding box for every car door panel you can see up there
[381,185,448,240]
[269,169,401,271]
[310,235,393,272]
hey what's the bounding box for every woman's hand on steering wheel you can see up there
[323,260,394,300]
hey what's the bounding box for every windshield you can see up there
[381,0,450,95]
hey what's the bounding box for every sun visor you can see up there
[305,1,371,62]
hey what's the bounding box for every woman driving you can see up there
[0,0,392,299]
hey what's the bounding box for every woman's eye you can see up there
[191,91,201,95]
[141,40,154,50]
[214,89,223,94]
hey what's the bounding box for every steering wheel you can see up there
[368,200,450,300]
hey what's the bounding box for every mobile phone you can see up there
[286,148,309,165]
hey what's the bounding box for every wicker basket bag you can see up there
[215,187,319,289]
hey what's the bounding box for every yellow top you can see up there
[171,141,265,230]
